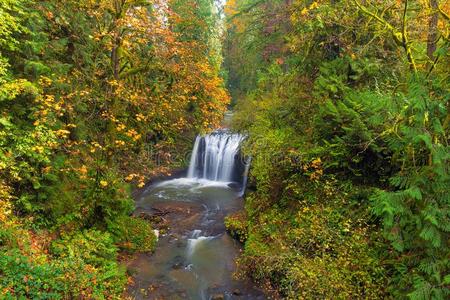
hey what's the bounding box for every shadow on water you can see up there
[127,178,266,300]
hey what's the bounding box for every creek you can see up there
[127,129,265,300]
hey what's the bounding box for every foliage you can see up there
[225,0,450,298]
[108,215,157,252]
[0,225,126,299]
[51,230,118,268]
[0,0,228,297]
[1,249,68,299]
[315,90,398,181]
[225,211,248,243]
[371,82,449,299]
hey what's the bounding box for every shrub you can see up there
[370,83,450,299]
[0,249,66,299]
[0,247,127,299]
[108,215,156,252]
[49,229,127,298]
[50,229,118,268]
[225,211,248,243]
[0,226,17,248]
[315,90,398,182]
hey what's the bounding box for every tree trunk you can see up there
[427,0,439,69]
[111,35,121,80]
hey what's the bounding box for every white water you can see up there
[187,136,201,179]
[187,236,215,257]
[154,178,232,189]
[192,230,202,238]
[187,130,246,183]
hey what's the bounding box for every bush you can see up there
[315,90,398,182]
[51,229,118,268]
[0,226,17,248]
[238,185,387,299]
[231,80,391,298]
[108,215,156,252]
[233,78,449,299]
[0,247,126,299]
[0,249,66,299]
[225,211,248,243]
[370,83,450,299]
[49,229,127,298]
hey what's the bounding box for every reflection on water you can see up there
[128,178,266,300]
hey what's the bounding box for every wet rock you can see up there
[233,288,242,296]
[173,287,187,297]
[171,255,184,269]
[147,284,158,292]
[227,182,241,189]
[126,266,138,276]
[172,262,183,269]
[138,212,169,230]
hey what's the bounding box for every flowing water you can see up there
[187,130,246,182]
[127,130,265,300]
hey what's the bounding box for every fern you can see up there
[370,81,449,299]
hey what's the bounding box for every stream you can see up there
[126,129,266,300]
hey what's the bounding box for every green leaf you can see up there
[413,134,432,149]
[0,117,12,127]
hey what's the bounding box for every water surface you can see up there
[127,178,266,300]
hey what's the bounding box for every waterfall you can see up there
[186,236,214,258]
[239,156,252,196]
[187,136,201,178]
[187,130,247,184]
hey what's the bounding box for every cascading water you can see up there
[187,130,247,186]
[129,127,264,300]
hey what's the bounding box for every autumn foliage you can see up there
[1,0,228,297]
[225,0,449,299]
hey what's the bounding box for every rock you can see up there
[227,182,241,189]
[126,266,138,276]
[153,229,160,240]
[210,294,225,300]
[233,288,242,296]
[172,262,183,269]
[171,255,184,269]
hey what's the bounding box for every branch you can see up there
[353,0,417,73]
[438,5,450,21]
[353,0,395,31]
[227,0,265,21]
[353,0,402,44]
[402,0,417,72]
[426,52,440,78]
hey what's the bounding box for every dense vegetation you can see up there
[224,0,449,299]
[1,0,449,299]
[0,0,228,298]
